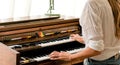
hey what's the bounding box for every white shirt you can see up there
[80,0,120,60]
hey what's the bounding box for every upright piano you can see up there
[0,16,84,65]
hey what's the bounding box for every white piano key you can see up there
[40,38,75,47]
[67,48,83,54]
[33,55,50,62]
[9,45,22,48]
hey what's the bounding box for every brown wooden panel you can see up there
[0,22,79,37]
[0,43,19,65]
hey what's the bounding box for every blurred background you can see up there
[0,0,87,19]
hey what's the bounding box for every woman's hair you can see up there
[108,0,120,39]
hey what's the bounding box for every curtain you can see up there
[30,0,49,16]
[0,0,14,19]
[0,0,87,19]
[13,0,31,18]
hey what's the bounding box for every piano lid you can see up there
[0,15,60,25]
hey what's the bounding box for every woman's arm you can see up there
[49,47,101,61]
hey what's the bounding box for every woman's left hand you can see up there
[70,34,84,43]
[49,51,72,61]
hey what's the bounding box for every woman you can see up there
[49,0,120,65]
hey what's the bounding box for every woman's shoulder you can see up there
[87,0,105,4]
[86,0,106,7]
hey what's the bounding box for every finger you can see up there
[49,51,60,58]
[50,56,64,60]
[50,51,64,58]
[50,57,60,60]
[49,51,59,56]
[70,34,78,39]
[49,54,59,58]
[70,34,76,37]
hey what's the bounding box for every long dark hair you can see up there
[108,0,120,38]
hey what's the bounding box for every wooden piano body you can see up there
[0,16,84,65]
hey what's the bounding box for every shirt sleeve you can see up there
[80,0,104,51]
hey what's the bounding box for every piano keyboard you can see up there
[21,47,84,63]
[9,36,84,64]
[9,37,75,49]
[39,38,75,47]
